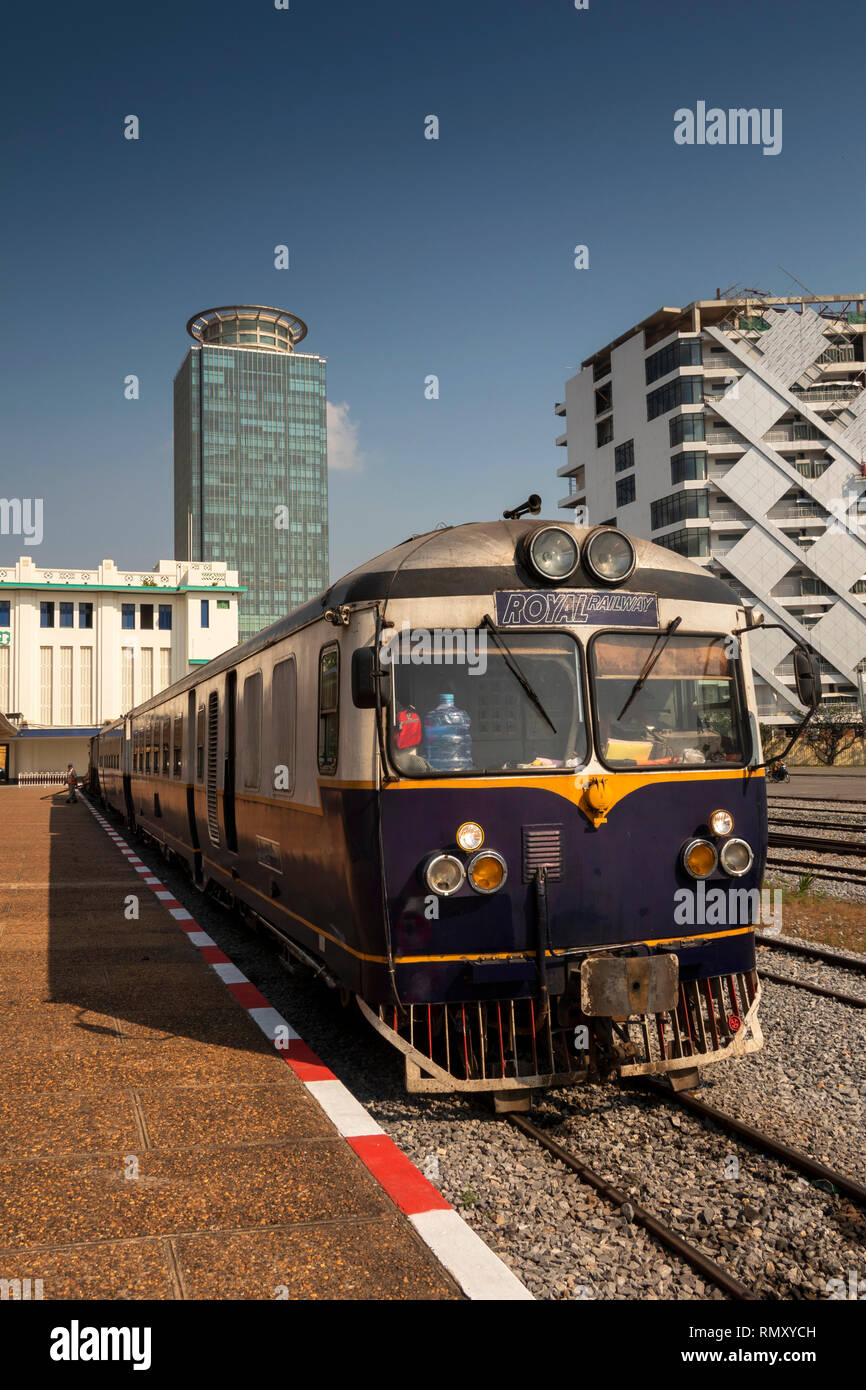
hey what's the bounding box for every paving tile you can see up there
[0,1091,139,1160]
[0,1143,387,1249]
[0,1239,177,1300]
[175,1218,460,1300]
[139,1083,335,1149]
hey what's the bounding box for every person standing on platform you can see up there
[65,764,78,804]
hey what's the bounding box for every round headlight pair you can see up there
[424,851,507,896]
[525,526,636,585]
[682,837,754,879]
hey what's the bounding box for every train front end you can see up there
[359,521,786,1103]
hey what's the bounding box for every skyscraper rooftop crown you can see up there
[186,305,308,353]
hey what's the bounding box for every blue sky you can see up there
[1,0,864,580]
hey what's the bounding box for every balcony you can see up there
[790,384,861,403]
[705,430,746,447]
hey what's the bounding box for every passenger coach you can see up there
[92,517,821,1108]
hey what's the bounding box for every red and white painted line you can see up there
[82,796,532,1302]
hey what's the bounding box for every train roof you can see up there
[96,520,741,731]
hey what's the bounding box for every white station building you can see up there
[556,291,866,723]
[0,556,241,780]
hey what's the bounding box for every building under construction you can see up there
[556,289,866,721]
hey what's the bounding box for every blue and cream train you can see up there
[92,519,819,1105]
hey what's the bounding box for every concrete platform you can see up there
[0,788,529,1301]
[767,768,866,801]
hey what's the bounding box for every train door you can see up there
[224,670,238,853]
[206,690,220,845]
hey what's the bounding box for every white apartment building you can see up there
[0,556,241,779]
[556,291,866,722]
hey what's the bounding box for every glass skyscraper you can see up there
[174,306,328,641]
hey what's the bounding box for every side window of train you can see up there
[272,656,297,795]
[162,718,170,775]
[173,717,183,777]
[145,724,151,774]
[196,706,205,781]
[318,644,339,775]
[242,671,263,789]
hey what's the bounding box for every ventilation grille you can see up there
[522,824,563,882]
[206,690,220,846]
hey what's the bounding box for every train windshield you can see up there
[388,630,587,776]
[590,632,749,769]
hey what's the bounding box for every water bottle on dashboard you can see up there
[423,693,472,770]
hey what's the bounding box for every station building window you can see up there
[122,604,135,630]
[79,602,93,628]
[140,604,154,630]
[40,601,54,628]
[0,599,9,626]
[201,599,210,628]
[59,602,74,628]
[158,605,172,630]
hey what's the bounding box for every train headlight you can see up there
[682,838,718,879]
[527,526,581,582]
[456,821,485,852]
[424,854,466,897]
[709,809,734,837]
[584,528,637,584]
[719,838,753,877]
[467,851,508,894]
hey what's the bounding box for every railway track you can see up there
[767,795,866,807]
[755,933,866,972]
[765,855,866,886]
[507,1113,754,1301]
[755,932,866,1008]
[510,1082,866,1302]
[768,816,866,836]
[767,830,866,857]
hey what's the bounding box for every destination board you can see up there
[494,590,659,628]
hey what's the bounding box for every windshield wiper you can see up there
[480,615,557,734]
[616,617,682,722]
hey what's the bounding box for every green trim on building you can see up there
[188,658,212,665]
[0,582,245,593]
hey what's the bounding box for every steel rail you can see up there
[635,1078,866,1206]
[767,800,866,811]
[757,968,866,1008]
[507,1113,755,1302]
[768,831,866,857]
[765,856,866,884]
[755,932,866,973]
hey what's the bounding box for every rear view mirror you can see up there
[793,647,822,709]
[351,647,390,709]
